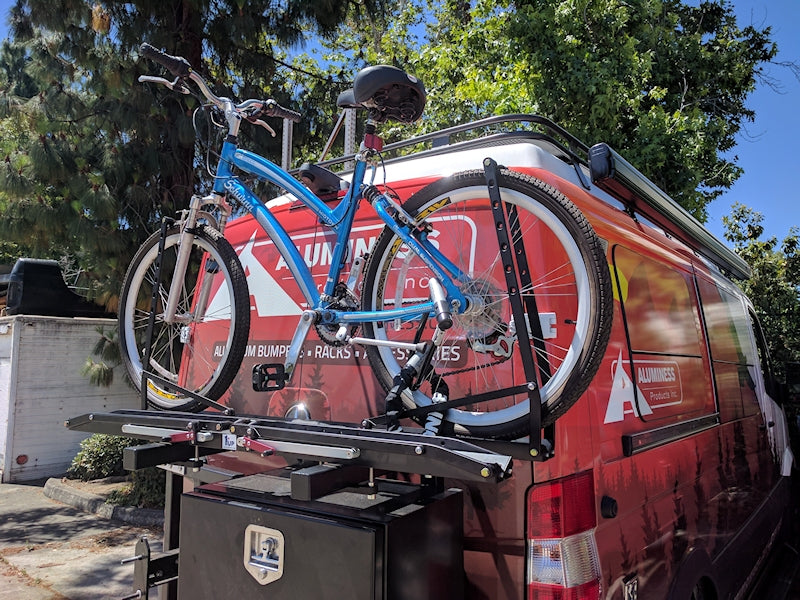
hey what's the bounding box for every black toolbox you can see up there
[177,469,463,600]
[65,410,517,599]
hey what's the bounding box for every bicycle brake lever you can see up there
[250,118,276,137]
[138,75,191,95]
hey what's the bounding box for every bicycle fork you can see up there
[162,193,232,324]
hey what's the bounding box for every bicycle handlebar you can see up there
[261,99,302,123]
[138,42,302,124]
[140,43,191,79]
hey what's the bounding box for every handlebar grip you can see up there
[264,100,302,123]
[139,43,192,78]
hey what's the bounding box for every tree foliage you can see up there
[291,0,782,221]
[723,203,800,371]
[0,0,791,314]
[404,0,777,221]
[0,0,385,306]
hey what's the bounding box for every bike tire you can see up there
[118,224,250,411]
[361,169,612,439]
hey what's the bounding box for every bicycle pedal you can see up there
[252,363,288,392]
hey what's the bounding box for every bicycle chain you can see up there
[431,344,512,379]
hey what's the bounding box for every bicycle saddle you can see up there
[337,65,426,124]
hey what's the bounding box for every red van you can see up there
[201,115,792,600]
[79,114,792,600]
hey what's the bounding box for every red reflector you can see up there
[527,471,596,538]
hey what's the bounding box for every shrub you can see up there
[68,433,167,509]
[67,434,130,480]
[107,468,166,509]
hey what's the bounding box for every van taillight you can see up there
[527,471,601,600]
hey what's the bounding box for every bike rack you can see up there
[138,213,554,460]
[66,409,515,483]
[136,141,559,461]
[369,159,557,460]
[484,157,552,459]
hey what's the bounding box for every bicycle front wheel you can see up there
[118,224,250,411]
[361,169,612,439]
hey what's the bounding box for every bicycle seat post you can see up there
[362,116,384,154]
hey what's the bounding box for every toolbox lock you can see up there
[243,525,285,585]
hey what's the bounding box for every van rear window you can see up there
[696,277,759,419]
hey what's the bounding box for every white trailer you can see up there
[0,315,139,482]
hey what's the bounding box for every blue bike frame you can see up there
[211,139,470,326]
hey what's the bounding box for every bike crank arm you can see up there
[344,336,429,352]
[253,310,316,392]
[284,310,317,381]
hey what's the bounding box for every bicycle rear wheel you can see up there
[361,169,612,439]
[118,224,250,411]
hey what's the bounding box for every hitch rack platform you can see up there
[66,409,518,484]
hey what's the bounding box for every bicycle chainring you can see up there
[315,283,359,346]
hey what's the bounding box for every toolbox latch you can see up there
[243,525,285,585]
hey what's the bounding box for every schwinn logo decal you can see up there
[224,179,248,204]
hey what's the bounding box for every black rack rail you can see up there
[66,409,515,483]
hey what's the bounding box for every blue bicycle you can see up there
[118,43,612,439]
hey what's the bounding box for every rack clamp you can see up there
[141,371,235,415]
[238,430,276,457]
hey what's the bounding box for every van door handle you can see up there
[759,421,775,430]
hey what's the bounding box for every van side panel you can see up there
[588,249,783,598]
[594,429,720,598]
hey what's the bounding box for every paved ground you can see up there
[1,475,798,599]
[0,479,163,600]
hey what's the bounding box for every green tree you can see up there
[723,202,800,371]
[0,0,386,307]
[333,0,780,222]
[0,0,791,309]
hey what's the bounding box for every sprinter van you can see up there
[72,114,793,600]
[198,116,791,599]
[197,117,793,600]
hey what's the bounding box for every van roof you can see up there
[289,114,750,280]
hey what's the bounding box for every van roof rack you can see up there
[303,114,750,281]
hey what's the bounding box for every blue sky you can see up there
[0,1,797,246]
[705,0,800,245]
